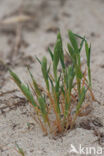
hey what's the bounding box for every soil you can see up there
[0,0,104,155]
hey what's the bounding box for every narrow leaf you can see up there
[21,84,38,108]
[68,30,79,52]
[48,48,53,61]
[57,32,65,69]
[35,56,41,65]
[9,70,21,86]
[67,43,76,64]
[76,87,86,113]
[53,39,60,80]
[41,57,49,90]
[28,69,41,96]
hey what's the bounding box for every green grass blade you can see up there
[57,32,65,69]
[74,33,86,41]
[35,56,41,65]
[68,30,79,52]
[85,41,91,87]
[48,75,54,88]
[76,87,86,113]
[67,43,76,64]
[28,69,41,96]
[38,96,48,122]
[68,65,75,92]
[55,76,61,114]
[41,57,49,90]
[47,64,51,74]
[64,66,74,117]
[10,70,39,108]
[85,41,91,67]
[53,39,60,80]
[79,36,85,53]
[48,48,54,61]
[38,96,46,114]
[9,70,21,87]
[76,65,83,79]
[20,84,38,108]
[55,74,61,93]
[16,143,25,156]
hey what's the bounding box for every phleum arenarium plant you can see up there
[9,31,94,135]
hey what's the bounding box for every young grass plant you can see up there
[15,143,25,156]
[9,30,94,135]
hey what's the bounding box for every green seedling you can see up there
[85,41,91,87]
[10,30,94,135]
[15,143,25,156]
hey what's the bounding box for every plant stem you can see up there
[47,91,62,132]
[88,67,91,88]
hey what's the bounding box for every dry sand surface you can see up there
[0,0,104,155]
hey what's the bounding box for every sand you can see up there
[0,0,104,155]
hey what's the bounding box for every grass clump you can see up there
[9,30,94,135]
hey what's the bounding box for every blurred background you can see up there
[0,0,104,89]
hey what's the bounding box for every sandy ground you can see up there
[0,0,104,155]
